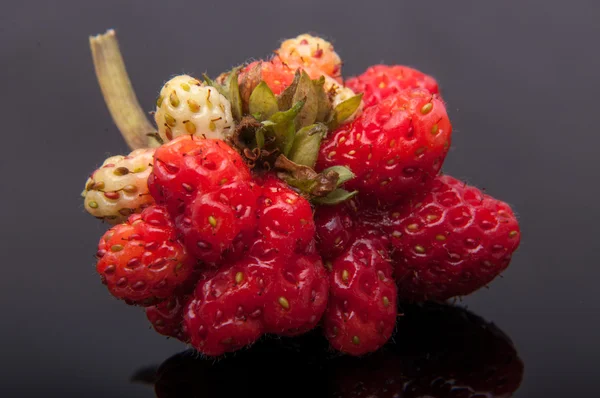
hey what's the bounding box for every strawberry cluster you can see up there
[84,33,521,356]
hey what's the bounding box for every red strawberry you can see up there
[95,206,196,306]
[261,253,329,336]
[183,252,328,356]
[146,294,190,342]
[255,175,315,256]
[346,64,439,108]
[314,202,356,261]
[324,228,397,355]
[386,175,521,301]
[177,180,261,265]
[317,88,452,204]
[184,258,266,356]
[239,59,296,96]
[148,136,251,215]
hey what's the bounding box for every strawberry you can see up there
[386,175,521,301]
[95,206,196,306]
[82,148,155,224]
[255,175,315,257]
[261,253,329,336]
[150,138,319,269]
[314,202,356,261]
[324,228,397,355]
[346,64,439,108]
[276,33,342,81]
[184,259,265,355]
[317,88,452,204]
[239,57,350,108]
[145,294,190,342]
[183,252,328,356]
[154,75,234,142]
[87,31,526,360]
[177,180,260,265]
[239,59,296,96]
[315,196,393,260]
[148,135,251,215]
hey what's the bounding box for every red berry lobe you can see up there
[387,175,521,301]
[148,136,251,215]
[96,206,196,306]
[346,64,439,108]
[317,88,452,204]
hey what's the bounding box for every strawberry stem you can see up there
[90,29,159,149]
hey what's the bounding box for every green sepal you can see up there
[202,73,217,88]
[292,71,318,128]
[224,67,243,121]
[285,176,318,193]
[321,165,355,186]
[268,100,305,155]
[312,76,333,123]
[239,62,262,114]
[202,73,228,99]
[203,68,243,121]
[287,123,327,168]
[248,81,279,121]
[275,155,341,198]
[277,69,301,111]
[328,93,363,129]
[312,189,358,205]
[255,127,266,149]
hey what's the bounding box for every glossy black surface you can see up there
[134,303,524,398]
[2,0,598,397]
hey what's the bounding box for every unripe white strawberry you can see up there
[324,76,363,123]
[277,34,342,81]
[154,75,234,142]
[82,148,155,224]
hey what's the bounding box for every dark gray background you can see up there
[1,0,598,396]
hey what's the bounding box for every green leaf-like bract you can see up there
[202,73,217,88]
[285,177,318,193]
[313,76,333,123]
[248,81,279,121]
[277,70,301,111]
[313,189,358,205]
[292,71,318,128]
[288,123,327,168]
[255,127,265,149]
[203,68,243,121]
[321,165,355,186]
[225,67,243,121]
[328,93,363,129]
[267,100,305,155]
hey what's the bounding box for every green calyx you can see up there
[312,188,358,205]
[327,93,363,130]
[288,123,328,168]
[275,155,356,204]
[206,64,360,203]
[267,100,306,156]
[249,81,279,121]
